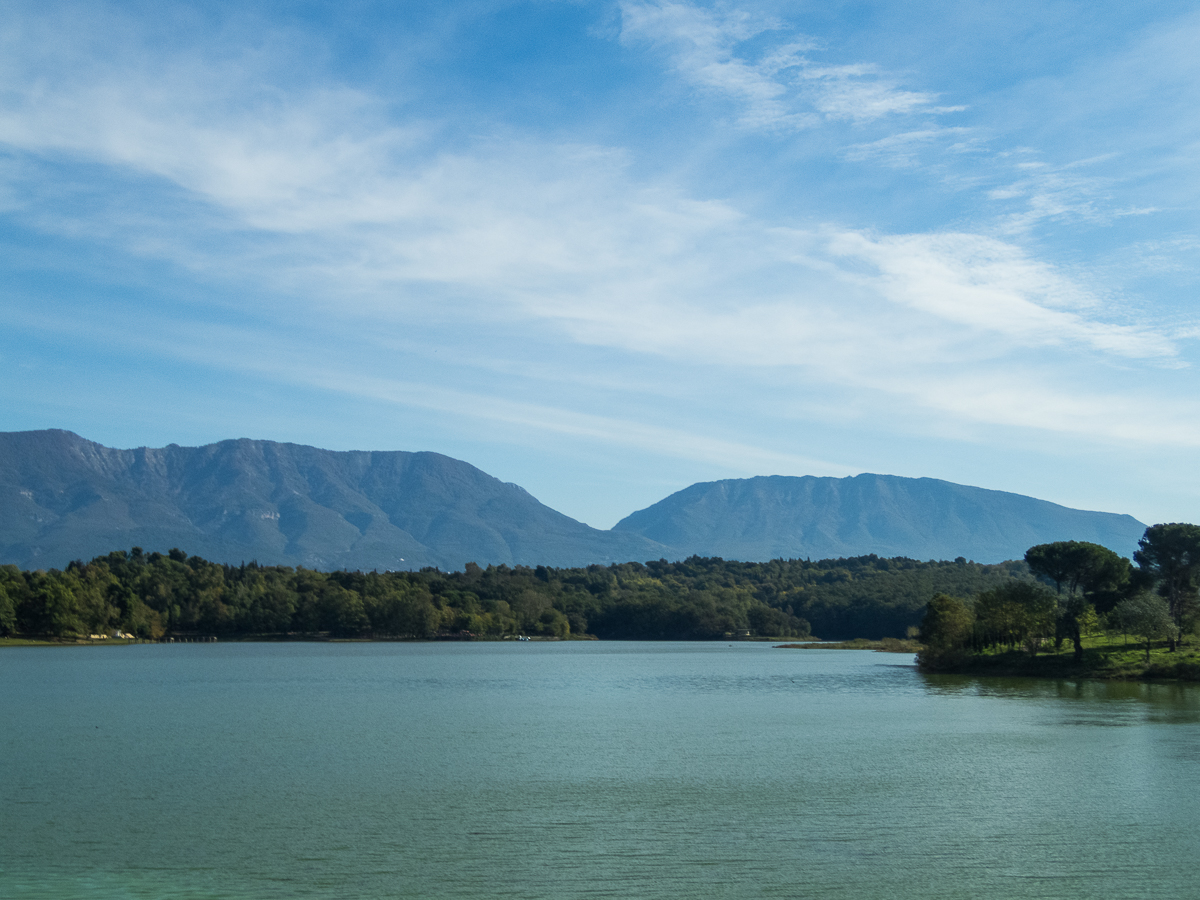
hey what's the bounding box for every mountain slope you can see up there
[0,430,668,570]
[612,474,1147,563]
[1,432,1151,571]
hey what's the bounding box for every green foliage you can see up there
[916,593,973,670]
[781,558,1029,638]
[916,524,1200,679]
[38,576,85,638]
[1134,523,1200,647]
[922,630,1200,680]
[0,538,1154,646]
[972,582,1057,655]
[1026,540,1132,661]
[0,583,16,636]
[0,549,814,641]
[1111,593,1174,661]
[1025,541,1131,607]
[919,593,974,648]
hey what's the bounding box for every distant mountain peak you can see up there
[613,472,1144,563]
[0,430,668,571]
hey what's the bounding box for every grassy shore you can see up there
[0,636,145,647]
[777,633,1200,681]
[0,636,64,647]
[937,634,1200,680]
[775,638,921,653]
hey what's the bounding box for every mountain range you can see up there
[0,430,1148,570]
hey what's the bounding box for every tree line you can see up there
[918,524,1200,669]
[1,547,1031,642]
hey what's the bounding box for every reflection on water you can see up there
[2,642,1199,900]
[920,669,1200,725]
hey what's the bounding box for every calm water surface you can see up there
[2,641,1198,899]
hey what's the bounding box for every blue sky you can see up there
[2,0,1199,529]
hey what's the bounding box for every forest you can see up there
[0,547,1031,642]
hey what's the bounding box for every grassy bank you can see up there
[0,636,147,647]
[777,633,1200,681]
[928,633,1200,681]
[0,636,64,647]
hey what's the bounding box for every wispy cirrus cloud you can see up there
[981,155,1160,235]
[618,0,961,130]
[824,230,1175,360]
[845,127,977,168]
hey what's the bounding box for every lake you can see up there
[2,641,1198,899]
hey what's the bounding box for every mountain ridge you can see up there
[612,473,1147,563]
[0,430,1148,570]
[0,429,669,571]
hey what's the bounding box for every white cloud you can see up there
[618,0,956,129]
[618,1,815,129]
[824,230,1175,359]
[0,299,857,477]
[0,0,1194,462]
[845,127,974,168]
[798,63,962,122]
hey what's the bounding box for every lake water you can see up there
[2,641,1199,900]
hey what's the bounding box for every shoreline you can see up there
[918,636,1200,682]
[10,635,1199,683]
[0,633,802,647]
[775,637,1200,683]
[774,638,920,653]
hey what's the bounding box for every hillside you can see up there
[0,430,668,571]
[613,474,1146,564]
[1,432,1151,572]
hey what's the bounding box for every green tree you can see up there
[535,607,571,639]
[1111,593,1174,662]
[65,563,123,635]
[33,576,84,638]
[320,584,369,636]
[0,583,15,636]
[1026,541,1130,662]
[366,583,438,637]
[917,593,973,670]
[1133,523,1200,651]
[0,566,30,635]
[513,588,553,633]
[246,581,297,633]
[973,582,1057,655]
